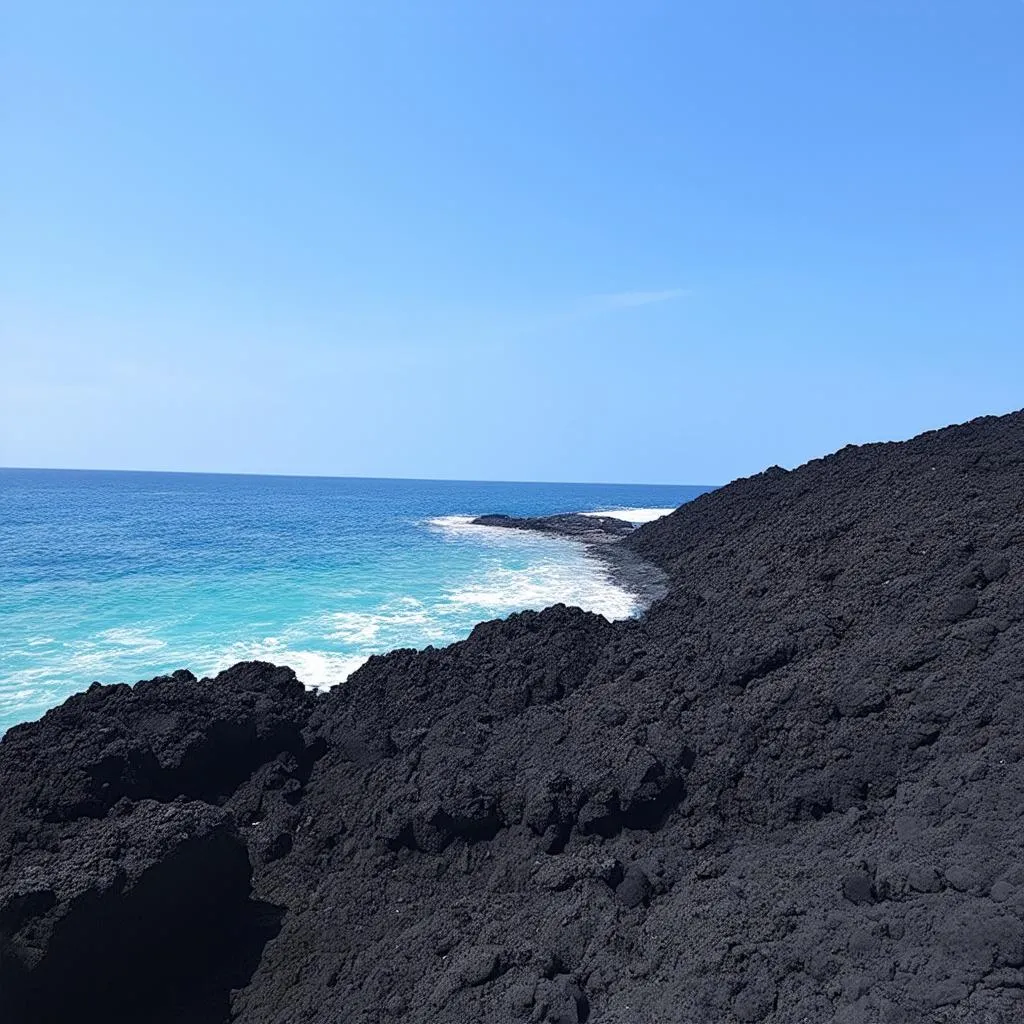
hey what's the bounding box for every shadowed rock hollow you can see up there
[2,411,1023,1023]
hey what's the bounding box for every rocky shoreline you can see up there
[470,512,637,540]
[470,512,671,610]
[2,411,1023,1023]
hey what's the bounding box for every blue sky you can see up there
[2,1,1022,484]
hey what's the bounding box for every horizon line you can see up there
[0,464,720,491]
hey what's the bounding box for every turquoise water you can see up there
[0,470,710,733]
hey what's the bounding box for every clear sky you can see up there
[2,1,1022,484]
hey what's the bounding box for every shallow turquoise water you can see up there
[0,470,710,732]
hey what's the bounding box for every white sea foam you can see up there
[211,638,368,691]
[441,557,639,621]
[324,597,441,645]
[426,514,560,547]
[326,612,384,644]
[429,508,675,532]
[580,507,676,523]
[427,511,646,620]
[426,514,478,532]
[97,626,168,653]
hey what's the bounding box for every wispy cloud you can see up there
[499,286,690,341]
[585,288,690,312]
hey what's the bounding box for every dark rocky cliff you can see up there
[2,412,1022,1023]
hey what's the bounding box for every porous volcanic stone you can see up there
[2,410,1023,1023]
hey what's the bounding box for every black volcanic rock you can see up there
[472,511,636,540]
[0,663,318,1022]
[0,800,273,1024]
[0,662,319,823]
[2,411,1024,1023]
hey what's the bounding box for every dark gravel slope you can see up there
[2,411,1022,1023]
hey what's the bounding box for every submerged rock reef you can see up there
[2,411,1023,1023]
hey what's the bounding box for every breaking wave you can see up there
[2,472,705,732]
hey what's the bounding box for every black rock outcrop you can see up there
[470,512,672,607]
[2,411,1023,1023]
[472,512,637,540]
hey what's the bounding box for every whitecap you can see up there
[440,556,639,622]
[425,514,477,531]
[321,596,445,645]
[209,640,368,691]
[97,626,168,653]
[426,510,646,621]
[425,515,565,548]
[579,507,676,523]
[324,611,383,645]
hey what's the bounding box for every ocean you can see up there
[0,469,710,734]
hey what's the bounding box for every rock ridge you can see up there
[471,512,636,541]
[1,410,1023,1022]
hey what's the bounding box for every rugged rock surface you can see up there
[472,512,637,540]
[2,411,1023,1023]
[0,662,319,1023]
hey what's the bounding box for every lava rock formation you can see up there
[2,412,1023,1023]
[471,512,637,540]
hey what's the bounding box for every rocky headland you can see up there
[471,512,637,541]
[470,512,671,607]
[2,412,1023,1023]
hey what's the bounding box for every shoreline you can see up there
[593,536,671,610]
[2,485,701,733]
[1,410,1021,1022]
[467,509,672,613]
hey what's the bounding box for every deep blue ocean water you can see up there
[0,469,710,733]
